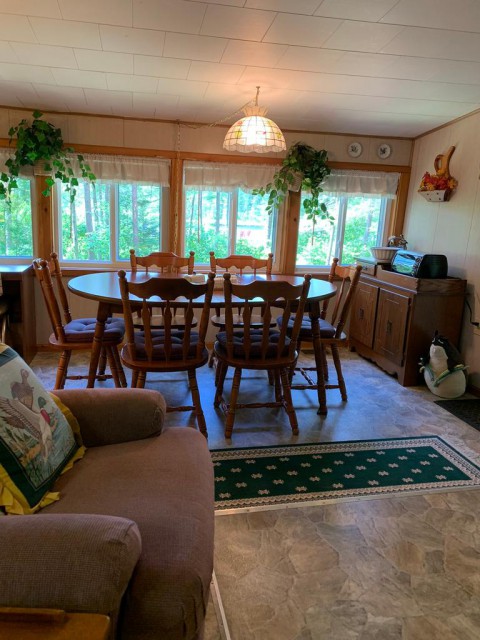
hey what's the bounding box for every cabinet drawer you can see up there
[374,289,410,366]
[350,282,379,348]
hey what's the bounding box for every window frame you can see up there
[0,177,37,264]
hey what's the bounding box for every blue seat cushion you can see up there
[276,315,336,339]
[132,330,202,361]
[215,329,290,359]
[64,317,125,343]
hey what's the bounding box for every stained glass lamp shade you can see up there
[223,89,286,154]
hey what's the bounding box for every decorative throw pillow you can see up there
[0,344,85,514]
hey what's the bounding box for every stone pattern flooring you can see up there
[31,349,480,639]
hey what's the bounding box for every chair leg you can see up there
[322,344,329,381]
[314,343,328,416]
[274,370,282,402]
[131,370,139,388]
[111,345,127,387]
[188,369,207,438]
[331,344,347,401]
[280,368,299,435]
[98,346,107,378]
[0,312,8,344]
[105,346,121,388]
[214,360,228,408]
[267,369,274,385]
[208,350,216,368]
[225,367,242,439]
[137,371,147,388]
[55,351,71,390]
[215,359,227,388]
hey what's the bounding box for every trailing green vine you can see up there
[253,142,333,224]
[0,110,95,202]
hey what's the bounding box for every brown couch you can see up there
[0,388,215,640]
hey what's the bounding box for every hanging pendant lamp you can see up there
[223,86,286,154]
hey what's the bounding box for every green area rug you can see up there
[211,437,480,511]
[435,399,480,432]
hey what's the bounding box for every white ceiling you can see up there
[1,0,480,138]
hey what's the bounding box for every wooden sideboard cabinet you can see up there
[0,264,37,363]
[349,267,466,386]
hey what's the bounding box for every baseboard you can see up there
[467,383,480,398]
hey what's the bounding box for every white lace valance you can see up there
[66,154,170,186]
[323,169,400,199]
[183,161,278,192]
[0,149,170,186]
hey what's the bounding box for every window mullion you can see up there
[335,197,348,263]
[111,184,117,262]
[229,190,238,254]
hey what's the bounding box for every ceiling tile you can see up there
[156,78,208,98]
[0,14,37,43]
[188,61,245,84]
[58,0,133,27]
[100,25,165,56]
[84,88,132,113]
[246,0,320,13]
[381,0,480,33]
[0,62,56,84]
[11,43,78,68]
[428,60,480,84]
[322,21,405,53]
[51,68,107,89]
[164,33,227,62]
[263,14,342,48]
[201,4,275,40]
[106,73,158,93]
[33,83,88,110]
[0,80,39,102]
[314,0,399,21]
[74,49,134,74]
[382,27,480,62]
[221,40,287,67]
[133,0,206,33]
[0,1,61,19]
[134,55,190,79]
[30,17,101,49]
[0,42,18,64]
[277,47,345,73]
[190,0,244,5]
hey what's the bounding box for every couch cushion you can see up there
[43,427,214,640]
[0,344,84,514]
[0,513,141,615]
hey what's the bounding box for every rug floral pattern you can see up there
[211,437,480,511]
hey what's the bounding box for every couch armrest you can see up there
[0,514,141,615]
[52,388,166,447]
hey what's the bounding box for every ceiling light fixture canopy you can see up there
[223,86,286,154]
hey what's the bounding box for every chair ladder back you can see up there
[32,258,67,342]
[130,250,195,274]
[210,252,273,275]
[332,265,362,338]
[320,257,339,320]
[50,252,73,324]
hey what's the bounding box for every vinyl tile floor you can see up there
[31,349,480,640]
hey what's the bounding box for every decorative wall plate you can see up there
[347,141,363,158]
[377,143,392,159]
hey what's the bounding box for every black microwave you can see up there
[390,251,448,278]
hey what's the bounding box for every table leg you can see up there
[88,302,110,388]
[309,303,328,416]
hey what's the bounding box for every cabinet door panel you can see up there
[374,290,410,365]
[350,282,379,348]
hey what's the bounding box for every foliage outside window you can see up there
[296,193,386,267]
[58,181,164,262]
[0,178,33,258]
[184,187,277,264]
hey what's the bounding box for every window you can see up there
[183,161,279,265]
[0,178,34,259]
[296,194,388,267]
[184,187,277,264]
[296,169,400,268]
[57,181,167,263]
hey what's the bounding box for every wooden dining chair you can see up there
[214,273,311,438]
[208,251,275,367]
[33,253,126,389]
[129,249,196,329]
[285,262,362,415]
[118,271,215,437]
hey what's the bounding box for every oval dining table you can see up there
[68,271,337,415]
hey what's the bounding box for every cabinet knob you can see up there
[386,320,392,335]
[359,308,364,320]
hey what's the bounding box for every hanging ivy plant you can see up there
[253,141,333,225]
[0,110,96,202]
